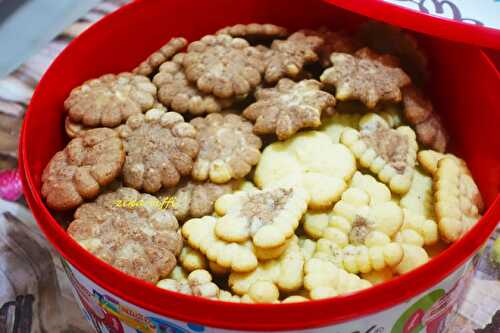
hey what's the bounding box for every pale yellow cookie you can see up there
[341,115,418,194]
[157,269,219,299]
[394,209,438,247]
[218,290,242,303]
[417,150,459,175]
[361,268,394,285]
[241,281,281,304]
[304,257,371,300]
[182,216,258,272]
[214,187,308,249]
[378,105,404,128]
[418,151,484,242]
[255,131,356,209]
[304,172,403,243]
[394,244,429,274]
[228,237,305,295]
[400,167,435,219]
[434,157,483,242]
[319,112,362,144]
[341,242,403,274]
[282,295,309,303]
[179,246,207,272]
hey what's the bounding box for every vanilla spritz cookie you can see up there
[255,131,356,210]
[341,114,418,194]
[214,187,308,249]
[304,256,372,300]
[228,237,306,296]
[182,216,258,272]
[418,150,484,242]
[304,172,403,242]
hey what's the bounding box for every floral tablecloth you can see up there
[0,1,498,332]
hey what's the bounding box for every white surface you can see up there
[383,0,500,29]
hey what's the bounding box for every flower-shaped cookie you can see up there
[341,115,418,194]
[179,246,207,272]
[255,131,356,209]
[341,242,403,274]
[117,107,199,193]
[228,237,306,295]
[67,187,182,283]
[434,157,484,242]
[153,54,233,115]
[397,168,438,246]
[304,172,403,243]
[183,34,266,98]
[182,216,258,272]
[158,179,240,222]
[191,113,262,183]
[304,256,371,300]
[301,28,359,67]
[394,209,438,247]
[214,187,308,249]
[320,52,411,108]
[216,23,288,42]
[133,37,187,76]
[243,79,336,140]
[402,85,448,152]
[157,269,219,299]
[42,128,125,210]
[64,72,157,127]
[265,31,323,83]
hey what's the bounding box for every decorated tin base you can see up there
[62,253,480,333]
[17,0,500,331]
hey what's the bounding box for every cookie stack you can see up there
[41,22,484,304]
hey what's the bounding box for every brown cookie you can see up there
[264,31,323,83]
[301,28,359,67]
[64,72,157,128]
[67,187,182,283]
[216,23,288,43]
[183,34,266,98]
[41,128,125,210]
[117,107,199,193]
[153,54,233,115]
[243,79,336,140]
[402,85,448,152]
[133,37,187,76]
[358,21,429,85]
[158,179,241,222]
[64,116,88,139]
[354,47,401,68]
[191,113,262,183]
[320,52,411,108]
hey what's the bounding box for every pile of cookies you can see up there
[41,22,485,304]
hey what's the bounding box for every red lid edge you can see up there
[324,0,500,50]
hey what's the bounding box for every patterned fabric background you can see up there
[0,1,498,332]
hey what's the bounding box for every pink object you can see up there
[0,169,22,201]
